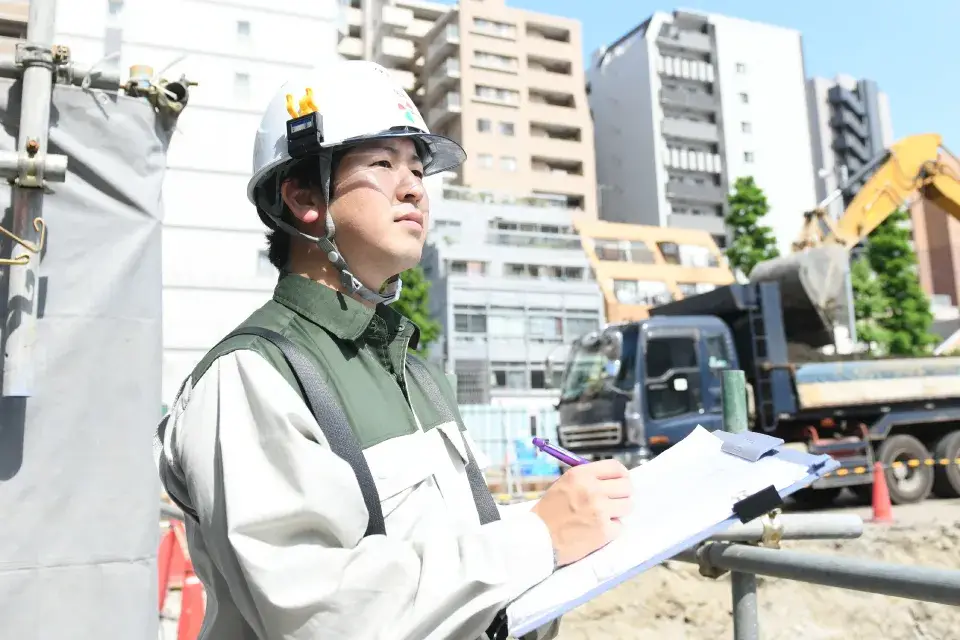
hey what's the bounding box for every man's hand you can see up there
[530,460,633,567]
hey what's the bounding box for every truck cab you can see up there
[555,315,739,467]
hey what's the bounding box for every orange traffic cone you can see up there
[177,562,205,640]
[870,461,894,523]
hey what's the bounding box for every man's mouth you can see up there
[395,210,424,230]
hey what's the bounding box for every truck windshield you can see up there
[559,344,607,401]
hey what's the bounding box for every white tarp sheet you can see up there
[0,78,167,639]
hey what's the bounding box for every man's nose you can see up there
[397,170,425,204]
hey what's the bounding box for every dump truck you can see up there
[552,134,960,507]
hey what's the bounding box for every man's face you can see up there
[328,138,428,285]
[281,137,429,289]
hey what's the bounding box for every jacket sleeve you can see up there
[161,349,557,640]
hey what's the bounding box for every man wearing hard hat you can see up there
[156,60,632,640]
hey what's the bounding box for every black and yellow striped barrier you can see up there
[822,457,960,478]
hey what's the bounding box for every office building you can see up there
[54,0,341,400]
[806,74,894,216]
[586,10,818,255]
[417,0,598,216]
[421,180,603,407]
[573,217,735,324]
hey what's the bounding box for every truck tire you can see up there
[877,434,934,505]
[932,430,960,499]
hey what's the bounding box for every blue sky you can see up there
[451,0,959,149]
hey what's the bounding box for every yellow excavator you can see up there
[748,132,960,346]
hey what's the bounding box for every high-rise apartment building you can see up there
[586,10,818,255]
[418,0,598,216]
[54,0,341,400]
[806,75,894,217]
[337,0,448,99]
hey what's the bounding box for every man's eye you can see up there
[412,169,424,179]
[372,159,392,169]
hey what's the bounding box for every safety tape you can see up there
[822,457,960,478]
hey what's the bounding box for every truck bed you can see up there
[793,357,960,410]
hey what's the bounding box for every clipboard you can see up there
[506,426,839,637]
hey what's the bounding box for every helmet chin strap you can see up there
[267,212,402,306]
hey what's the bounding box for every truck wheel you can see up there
[877,434,934,505]
[932,430,960,499]
[790,487,841,510]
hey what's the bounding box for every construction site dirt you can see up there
[556,497,960,640]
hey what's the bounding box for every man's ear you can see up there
[280,179,324,225]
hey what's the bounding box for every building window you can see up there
[454,312,487,333]
[472,17,517,39]
[237,20,251,37]
[739,92,749,104]
[478,153,493,168]
[108,0,124,15]
[474,84,520,105]
[741,121,751,133]
[736,62,746,73]
[499,121,515,136]
[500,156,517,171]
[474,50,519,71]
[477,118,491,133]
[744,151,754,163]
[234,72,250,100]
[448,260,486,275]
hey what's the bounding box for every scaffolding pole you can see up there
[1,0,67,397]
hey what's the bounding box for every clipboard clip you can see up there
[720,431,784,462]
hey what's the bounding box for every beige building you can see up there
[340,0,598,217]
[0,2,28,57]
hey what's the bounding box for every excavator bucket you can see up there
[748,244,851,348]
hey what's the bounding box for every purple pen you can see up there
[532,437,590,467]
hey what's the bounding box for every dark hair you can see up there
[263,159,325,271]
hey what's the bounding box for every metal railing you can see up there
[689,369,960,638]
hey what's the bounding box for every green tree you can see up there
[850,256,891,352]
[725,176,781,277]
[393,265,441,355]
[860,208,938,355]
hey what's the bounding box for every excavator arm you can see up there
[752,134,960,349]
[795,133,960,250]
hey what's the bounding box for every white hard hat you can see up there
[247,60,465,306]
[247,60,465,212]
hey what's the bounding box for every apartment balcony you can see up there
[530,166,588,196]
[425,57,460,100]
[407,18,435,39]
[827,85,866,117]
[833,131,870,164]
[661,117,719,143]
[663,147,723,174]
[376,36,416,66]
[660,86,718,112]
[425,23,461,68]
[528,135,584,159]
[380,5,413,33]
[665,181,726,205]
[657,54,714,83]
[338,5,363,37]
[830,110,869,141]
[667,212,727,236]
[524,27,573,61]
[656,24,712,54]
[337,36,363,60]
[428,91,461,128]
[389,68,417,92]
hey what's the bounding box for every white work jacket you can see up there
[158,349,560,640]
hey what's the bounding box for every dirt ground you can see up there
[555,499,960,640]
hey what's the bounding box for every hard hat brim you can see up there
[246,129,466,219]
